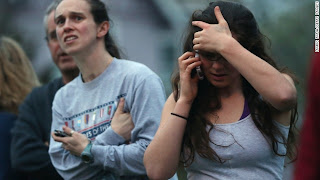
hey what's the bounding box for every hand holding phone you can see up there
[54,129,70,137]
[195,52,204,80]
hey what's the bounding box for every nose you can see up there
[63,19,73,33]
[211,61,224,70]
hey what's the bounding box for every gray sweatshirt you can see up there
[49,58,166,180]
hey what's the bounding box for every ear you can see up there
[97,21,109,38]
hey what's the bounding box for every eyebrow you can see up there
[55,11,85,22]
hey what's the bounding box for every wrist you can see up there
[171,113,188,121]
[81,139,90,151]
[111,125,127,140]
[173,99,192,118]
[111,124,118,134]
[218,36,237,55]
[80,140,94,164]
[177,97,194,106]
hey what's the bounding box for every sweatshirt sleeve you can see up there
[94,125,126,146]
[91,73,166,175]
[10,90,63,180]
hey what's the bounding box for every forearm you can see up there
[94,126,126,146]
[49,142,104,180]
[91,141,148,176]
[220,38,296,110]
[50,126,144,178]
[50,126,134,179]
[49,111,103,180]
[93,129,149,175]
[144,98,191,179]
[50,91,158,178]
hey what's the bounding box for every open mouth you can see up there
[211,73,227,81]
[64,35,78,42]
[212,73,227,77]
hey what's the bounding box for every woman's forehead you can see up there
[55,0,90,17]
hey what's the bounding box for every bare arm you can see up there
[144,51,201,179]
[218,39,297,112]
[144,94,190,179]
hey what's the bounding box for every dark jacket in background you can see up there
[0,112,25,180]
[10,78,64,180]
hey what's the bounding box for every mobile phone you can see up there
[195,52,204,80]
[54,129,70,137]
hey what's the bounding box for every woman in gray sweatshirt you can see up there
[49,0,166,179]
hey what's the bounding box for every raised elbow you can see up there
[275,88,297,111]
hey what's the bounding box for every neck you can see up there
[73,42,113,83]
[217,77,243,99]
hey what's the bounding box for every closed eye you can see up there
[200,52,220,61]
[199,52,227,62]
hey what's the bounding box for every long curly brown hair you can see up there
[172,1,298,166]
[0,37,40,114]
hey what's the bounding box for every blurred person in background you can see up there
[0,36,40,180]
[10,0,79,179]
[294,51,320,180]
[144,1,298,179]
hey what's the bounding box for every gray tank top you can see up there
[185,115,289,180]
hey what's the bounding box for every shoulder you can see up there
[53,77,78,105]
[53,76,80,108]
[115,59,156,77]
[114,59,162,87]
[23,78,63,104]
[31,78,63,95]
